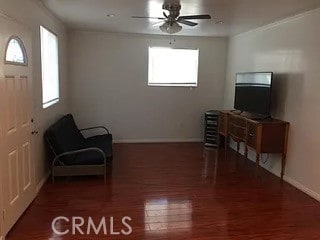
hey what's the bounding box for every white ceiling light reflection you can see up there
[144,199,192,233]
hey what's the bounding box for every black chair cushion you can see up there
[45,114,87,155]
[85,134,113,159]
[63,151,105,166]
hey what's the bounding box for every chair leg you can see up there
[104,164,107,184]
[51,166,55,184]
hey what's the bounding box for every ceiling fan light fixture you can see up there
[159,22,170,33]
[160,21,182,34]
[168,22,182,34]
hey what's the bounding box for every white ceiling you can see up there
[42,0,320,36]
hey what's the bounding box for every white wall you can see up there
[68,31,228,142]
[224,9,320,200]
[0,0,69,184]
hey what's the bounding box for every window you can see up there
[40,26,59,108]
[148,47,199,87]
[5,36,27,65]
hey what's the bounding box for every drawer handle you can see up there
[249,133,254,137]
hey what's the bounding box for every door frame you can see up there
[0,126,4,240]
[0,176,4,240]
[0,19,5,240]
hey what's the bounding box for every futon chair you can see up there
[44,114,113,183]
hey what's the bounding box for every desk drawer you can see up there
[236,127,246,140]
[229,125,246,141]
[247,122,257,148]
[229,115,246,128]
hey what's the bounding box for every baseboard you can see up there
[283,176,320,202]
[229,142,320,202]
[114,138,203,144]
[36,172,50,193]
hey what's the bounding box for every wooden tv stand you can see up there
[218,111,289,179]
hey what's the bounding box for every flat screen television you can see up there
[234,72,273,116]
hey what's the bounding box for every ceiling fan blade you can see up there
[178,14,212,20]
[177,19,198,27]
[132,16,165,20]
[163,11,168,18]
[152,21,165,26]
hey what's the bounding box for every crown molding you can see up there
[234,7,320,38]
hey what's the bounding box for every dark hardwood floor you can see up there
[7,143,320,239]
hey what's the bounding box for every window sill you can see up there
[148,83,197,87]
[43,99,59,109]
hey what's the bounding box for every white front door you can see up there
[0,16,36,236]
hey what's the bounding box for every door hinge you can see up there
[2,210,5,221]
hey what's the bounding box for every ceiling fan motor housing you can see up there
[162,3,181,19]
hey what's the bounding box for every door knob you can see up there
[31,131,39,135]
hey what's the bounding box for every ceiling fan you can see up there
[132,3,212,34]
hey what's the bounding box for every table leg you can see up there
[224,135,228,150]
[281,153,286,180]
[255,153,260,176]
[237,141,240,154]
[245,146,248,160]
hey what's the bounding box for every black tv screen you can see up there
[234,72,273,115]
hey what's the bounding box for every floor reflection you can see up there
[202,148,218,184]
[49,218,64,240]
[144,199,192,234]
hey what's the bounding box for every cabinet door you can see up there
[260,124,287,153]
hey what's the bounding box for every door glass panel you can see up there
[5,37,27,65]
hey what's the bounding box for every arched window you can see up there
[5,36,27,65]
